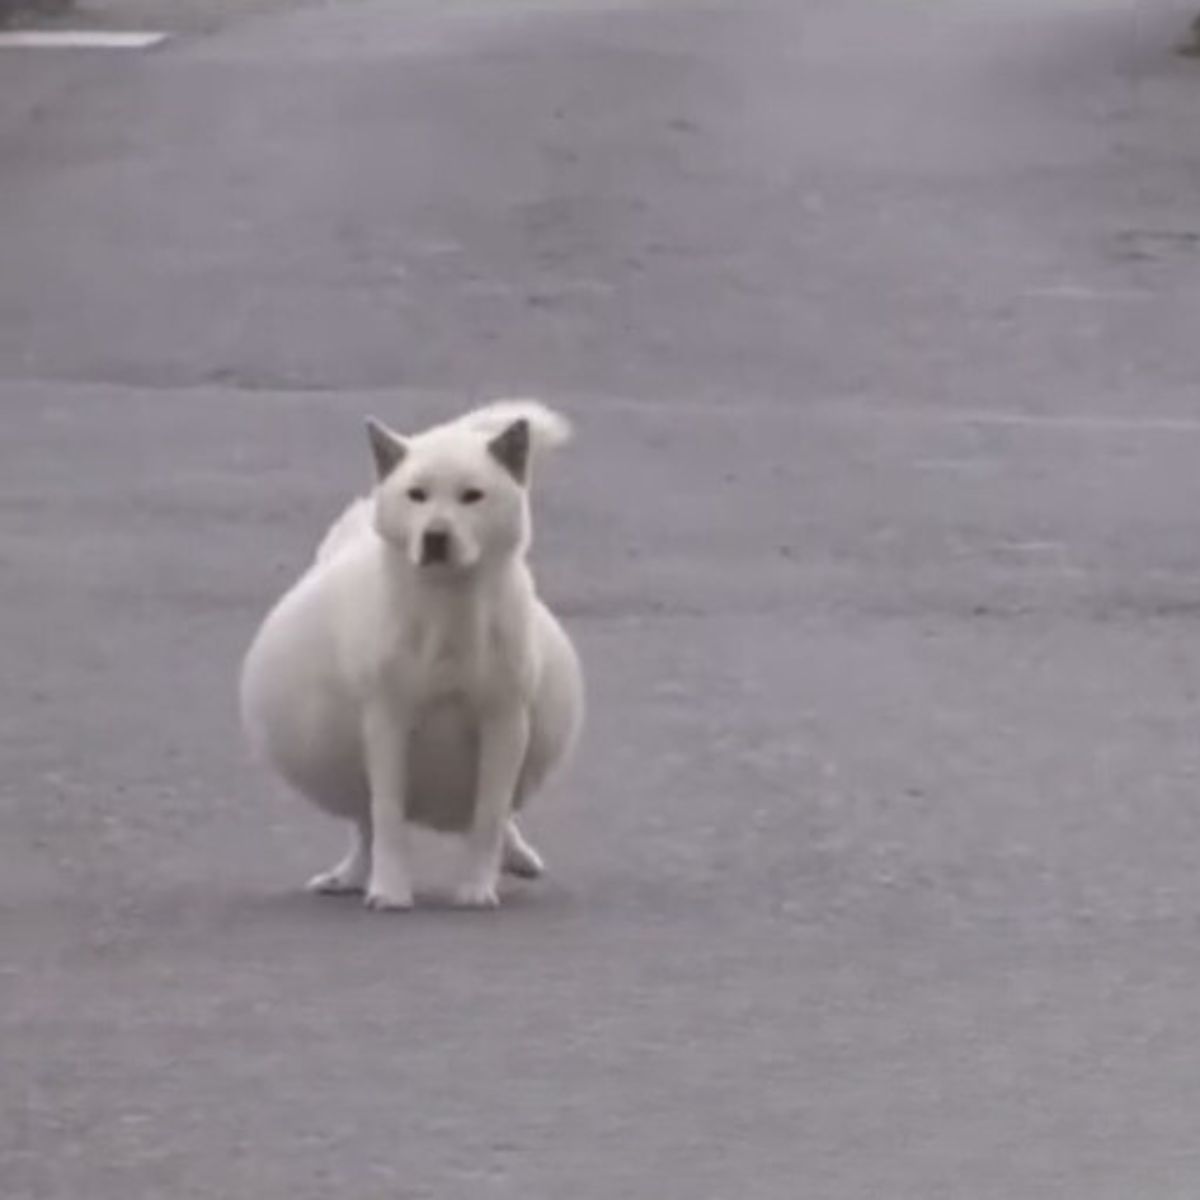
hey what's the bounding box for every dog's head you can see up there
[365,399,570,574]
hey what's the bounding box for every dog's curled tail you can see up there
[462,397,573,451]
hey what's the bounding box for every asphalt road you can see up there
[4,1,1200,1197]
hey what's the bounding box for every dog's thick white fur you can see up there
[239,400,584,910]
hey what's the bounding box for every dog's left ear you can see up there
[365,417,408,481]
[487,418,530,483]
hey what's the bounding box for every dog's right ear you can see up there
[365,417,408,481]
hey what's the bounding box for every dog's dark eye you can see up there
[407,487,428,503]
[460,488,485,505]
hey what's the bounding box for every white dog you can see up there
[239,400,584,910]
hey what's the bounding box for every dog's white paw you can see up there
[502,828,545,879]
[306,827,371,896]
[364,886,414,912]
[365,853,414,911]
[451,877,501,909]
[306,868,367,896]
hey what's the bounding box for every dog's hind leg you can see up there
[502,819,545,879]
[306,820,371,895]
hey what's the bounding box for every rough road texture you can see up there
[3,1,1200,1197]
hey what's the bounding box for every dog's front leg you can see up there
[454,707,530,908]
[362,700,415,911]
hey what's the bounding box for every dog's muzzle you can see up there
[419,529,452,566]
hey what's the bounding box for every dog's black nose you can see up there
[420,529,451,564]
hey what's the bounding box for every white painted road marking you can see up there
[0,30,168,49]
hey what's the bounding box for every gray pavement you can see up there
[4,1,1200,1197]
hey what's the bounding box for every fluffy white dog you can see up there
[239,400,584,910]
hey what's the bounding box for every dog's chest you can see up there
[400,609,507,699]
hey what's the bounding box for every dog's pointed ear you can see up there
[365,417,407,480]
[487,417,530,483]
